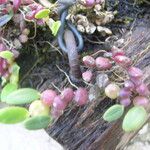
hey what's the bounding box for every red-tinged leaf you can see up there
[13,0,21,13]
[0,0,7,5]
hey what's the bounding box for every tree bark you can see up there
[47,17,150,150]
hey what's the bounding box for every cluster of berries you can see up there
[112,46,149,107]
[82,54,112,82]
[29,87,88,118]
[82,46,149,108]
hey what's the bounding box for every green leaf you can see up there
[24,116,51,130]
[103,104,124,122]
[9,63,20,85]
[122,106,147,132]
[0,107,29,124]
[0,51,14,61]
[35,9,50,19]
[1,83,18,102]
[50,21,61,36]
[5,88,40,105]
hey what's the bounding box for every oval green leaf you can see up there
[35,9,50,19]
[1,83,18,102]
[9,63,20,85]
[0,50,14,61]
[0,107,29,124]
[122,106,147,132]
[24,116,51,130]
[50,21,61,36]
[103,104,124,122]
[5,88,40,105]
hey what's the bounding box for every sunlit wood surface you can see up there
[0,124,64,150]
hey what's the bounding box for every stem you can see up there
[64,29,82,82]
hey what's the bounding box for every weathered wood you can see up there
[47,17,150,150]
[88,18,150,150]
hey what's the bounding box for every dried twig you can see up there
[56,65,78,89]
[51,82,61,93]
[38,41,63,56]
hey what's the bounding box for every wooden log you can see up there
[47,17,150,150]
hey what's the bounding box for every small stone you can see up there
[88,85,102,101]
[19,34,28,43]
[97,26,112,36]
[77,24,85,33]
[103,52,113,58]
[94,4,102,12]
[102,11,114,24]
[76,14,89,26]
[13,38,22,49]
[22,28,30,35]
[96,73,109,89]
[85,23,96,34]
[115,39,125,48]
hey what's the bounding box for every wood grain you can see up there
[47,17,150,150]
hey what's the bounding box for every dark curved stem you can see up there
[57,9,84,54]
[57,0,83,82]
[57,10,68,53]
